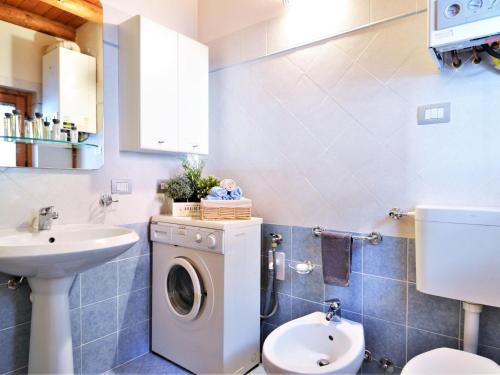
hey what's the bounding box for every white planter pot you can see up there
[171,201,201,217]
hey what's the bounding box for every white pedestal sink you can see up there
[0,224,139,374]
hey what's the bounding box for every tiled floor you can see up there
[108,353,265,374]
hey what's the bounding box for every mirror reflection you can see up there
[0,0,103,169]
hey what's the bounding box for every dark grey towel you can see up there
[321,231,352,286]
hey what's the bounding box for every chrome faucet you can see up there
[38,206,59,231]
[325,298,342,322]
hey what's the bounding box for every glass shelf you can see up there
[0,135,100,149]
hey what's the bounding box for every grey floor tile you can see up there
[291,264,324,302]
[407,283,460,337]
[291,296,325,319]
[82,333,118,375]
[109,353,188,374]
[364,236,407,281]
[363,316,406,367]
[325,271,362,314]
[118,320,150,365]
[118,288,150,330]
[118,255,151,295]
[363,275,407,324]
[0,323,30,374]
[479,306,500,348]
[407,327,458,361]
[291,226,322,265]
[81,262,118,306]
[262,224,292,258]
[0,283,32,330]
[81,298,118,344]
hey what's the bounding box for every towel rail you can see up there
[312,226,383,245]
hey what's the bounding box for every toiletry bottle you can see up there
[24,115,34,139]
[70,125,78,143]
[52,119,61,141]
[12,110,21,137]
[43,121,52,139]
[34,113,43,139]
[3,113,12,137]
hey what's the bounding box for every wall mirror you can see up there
[0,0,103,170]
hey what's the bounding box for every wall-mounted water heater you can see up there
[429,0,500,69]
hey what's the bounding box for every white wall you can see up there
[206,11,500,238]
[0,1,199,230]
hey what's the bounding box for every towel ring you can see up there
[312,226,383,246]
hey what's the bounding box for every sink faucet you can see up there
[38,206,59,231]
[325,298,342,322]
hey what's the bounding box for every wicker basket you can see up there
[200,198,252,220]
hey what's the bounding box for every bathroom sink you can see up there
[263,312,365,375]
[0,224,139,278]
[0,224,139,374]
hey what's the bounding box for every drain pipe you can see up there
[463,302,483,353]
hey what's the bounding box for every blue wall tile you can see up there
[73,347,81,375]
[81,262,118,306]
[261,257,292,295]
[364,316,406,367]
[291,226,322,265]
[364,236,407,281]
[479,306,500,348]
[363,275,406,324]
[351,239,362,273]
[0,272,10,285]
[118,288,150,330]
[262,224,292,258]
[291,264,324,302]
[0,283,31,330]
[69,275,81,310]
[81,298,118,344]
[291,296,325,319]
[478,345,500,365]
[261,323,277,347]
[0,323,30,374]
[407,239,416,283]
[118,320,150,364]
[408,283,460,337]
[82,333,118,374]
[118,255,150,295]
[407,328,458,361]
[71,308,82,348]
[325,271,362,314]
[120,223,150,259]
[362,360,402,374]
[262,292,291,326]
[342,310,362,323]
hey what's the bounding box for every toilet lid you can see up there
[402,348,500,374]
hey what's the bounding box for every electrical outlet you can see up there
[111,179,132,194]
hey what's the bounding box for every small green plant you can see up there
[161,176,193,202]
[195,175,220,200]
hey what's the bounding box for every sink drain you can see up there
[317,359,330,367]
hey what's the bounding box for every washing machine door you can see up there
[165,257,204,322]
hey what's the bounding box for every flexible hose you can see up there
[260,252,278,319]
[482,44,500,59]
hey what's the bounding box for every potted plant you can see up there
[161,159,220,217]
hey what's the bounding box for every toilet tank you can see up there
[415,205,500,307]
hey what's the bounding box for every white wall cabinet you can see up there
[119,15,208,154]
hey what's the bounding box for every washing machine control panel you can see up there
[151,223,224,254]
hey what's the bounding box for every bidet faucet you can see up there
[38,206,59,231]
[325,298,342,322]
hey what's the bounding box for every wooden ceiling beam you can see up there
[0,2,76,40]
[38,0,102,24]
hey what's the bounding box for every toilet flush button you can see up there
[207,234,217,249]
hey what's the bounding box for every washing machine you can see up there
[151,215,263,374]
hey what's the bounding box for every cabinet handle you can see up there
[192,144,199,149]
[158,140,165,144]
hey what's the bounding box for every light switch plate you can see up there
[111,179,132,194]
[417,102,451,125]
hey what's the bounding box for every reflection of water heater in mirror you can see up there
[42,47,97,134]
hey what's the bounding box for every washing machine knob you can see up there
[195,233,203,243]
[207,234,217,249]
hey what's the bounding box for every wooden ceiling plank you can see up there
[38,0,102,24]
[0,2,76,40]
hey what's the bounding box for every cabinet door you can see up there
[140,18,178,152]
[178,34,209,155]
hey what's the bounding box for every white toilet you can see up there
[402,348,499,374]
[401,206,500,374]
